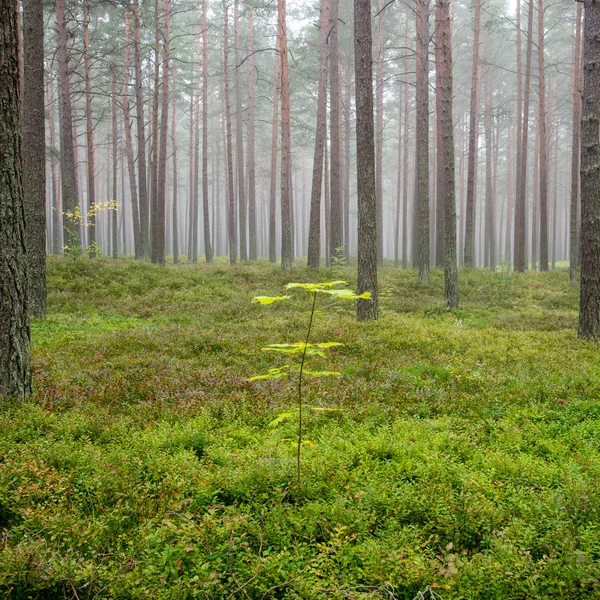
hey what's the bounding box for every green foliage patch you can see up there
[0,257,598,599]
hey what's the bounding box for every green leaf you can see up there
[303,370,342,377]
[268,410,298,428]
[319,289,372,300]
[247,366,289,381]
[252,295,291,305]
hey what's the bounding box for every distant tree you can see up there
[171,69,179,264]
[415,0,430,284]
[463,0,480,268]
[354,0,378,321]
[579,0,600,339]
[0,0,32,399]
[278,0,293,272]
[268,34,281,264]
[307,0,329,270]
[22,0,46,316]
[247,5,257,261]
[203,0,213,263]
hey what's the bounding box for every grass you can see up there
[1,256,599,599]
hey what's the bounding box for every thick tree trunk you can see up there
[515,0,533,272]
[307,0,329,269]
[329,0,343,261]
[579,0,600,338]
[570,2,583,286]
[416,0,430,284]
[0,0,32,399]
[22,0,46,317]
[133,0,149,257]
[224,0,237,265]
[247,5,257,260]
[463,0,480,268]
[278,0,293,271]
[437,0,458,307]
[123,10,142,259]
[538,0,548,271]
[354,0,378,320]
[56,0,78,251]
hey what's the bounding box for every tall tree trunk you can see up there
[22,0,46,316]
[278,0,293,271]
[224,0,237,265]
[463,0,480,267]
[202,0,213,263]
[122,10,142,259]
[515,0,523,268]
[192,66,200,262]
[343,55,352,261]
[111,58,118,259]
[307,0,329,269]
[354,0,378,320]
[56,0,78,251]
[150,0,162,263]
[434,2,445,269]
[268,35,281,264]
[532,114,539,270]
[171,69,178,264]
[247,5,257,260]
[395,87,402,269]
[329,0,343,261]
[538,0,548,270]
[374,0,384,266]
[83,0,97,258]
[416,0,430,284]
[0,0,32,399]
[484,79,495,272]
[437,0,458,306]
[579,0,600,338]
[234,0,246,261]
[49,81,61,255]
[505,127,513,263]
[402,17,410,270]
[570,1,583,286]
[515,0,533,272]
[133,0,149,257]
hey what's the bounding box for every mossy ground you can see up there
[1,257,599,599]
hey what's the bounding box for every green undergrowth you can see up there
[1,257,598,599]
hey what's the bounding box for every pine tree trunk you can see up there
[224,0,237,265]
[49,81,61,255]
[484,79,495,272]
[83,0,97,258]
[395,87,402,269]
[343,55,352,261]
[202,0,213,264]
[307,0,329,269]
[111,58,118,259]
[354,0,378,320]
[122,10,142,259]
[247,5,257,261]
[579,0,600,338]
[278,0,293,271]
[171,73,178,264]
[0,0,32,399]
[21,0,46,317]
[538,0,548,271]
[416,0,430,284]
[402,18,410,270]
[434,3,445,269]
[56,0,78,251]
[515,0,522,269]
[463,0,480,268]
[570,1,583,286]
[133,0,149,257]
[515,0,533,272]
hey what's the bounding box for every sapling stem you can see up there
[297,291,317,491]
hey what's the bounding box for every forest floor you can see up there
[1,257,599,599]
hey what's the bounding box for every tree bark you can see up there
[416,0,430,284]
[0,0,32,399]
[202,0,213,263]
[463,0,480,268]
[354,0,378,320]
[111,57,118,259]
[375,0,384,266]
[21,0,46,317]
[434,1,445,269]
[268,35,281,264]
[171,68,178,264]
[579,0,600,338]
[484,79,495,272]
[48,80,61,255]
[437,0,458,307]
[402,17,410,270]
[570,1,583,286]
